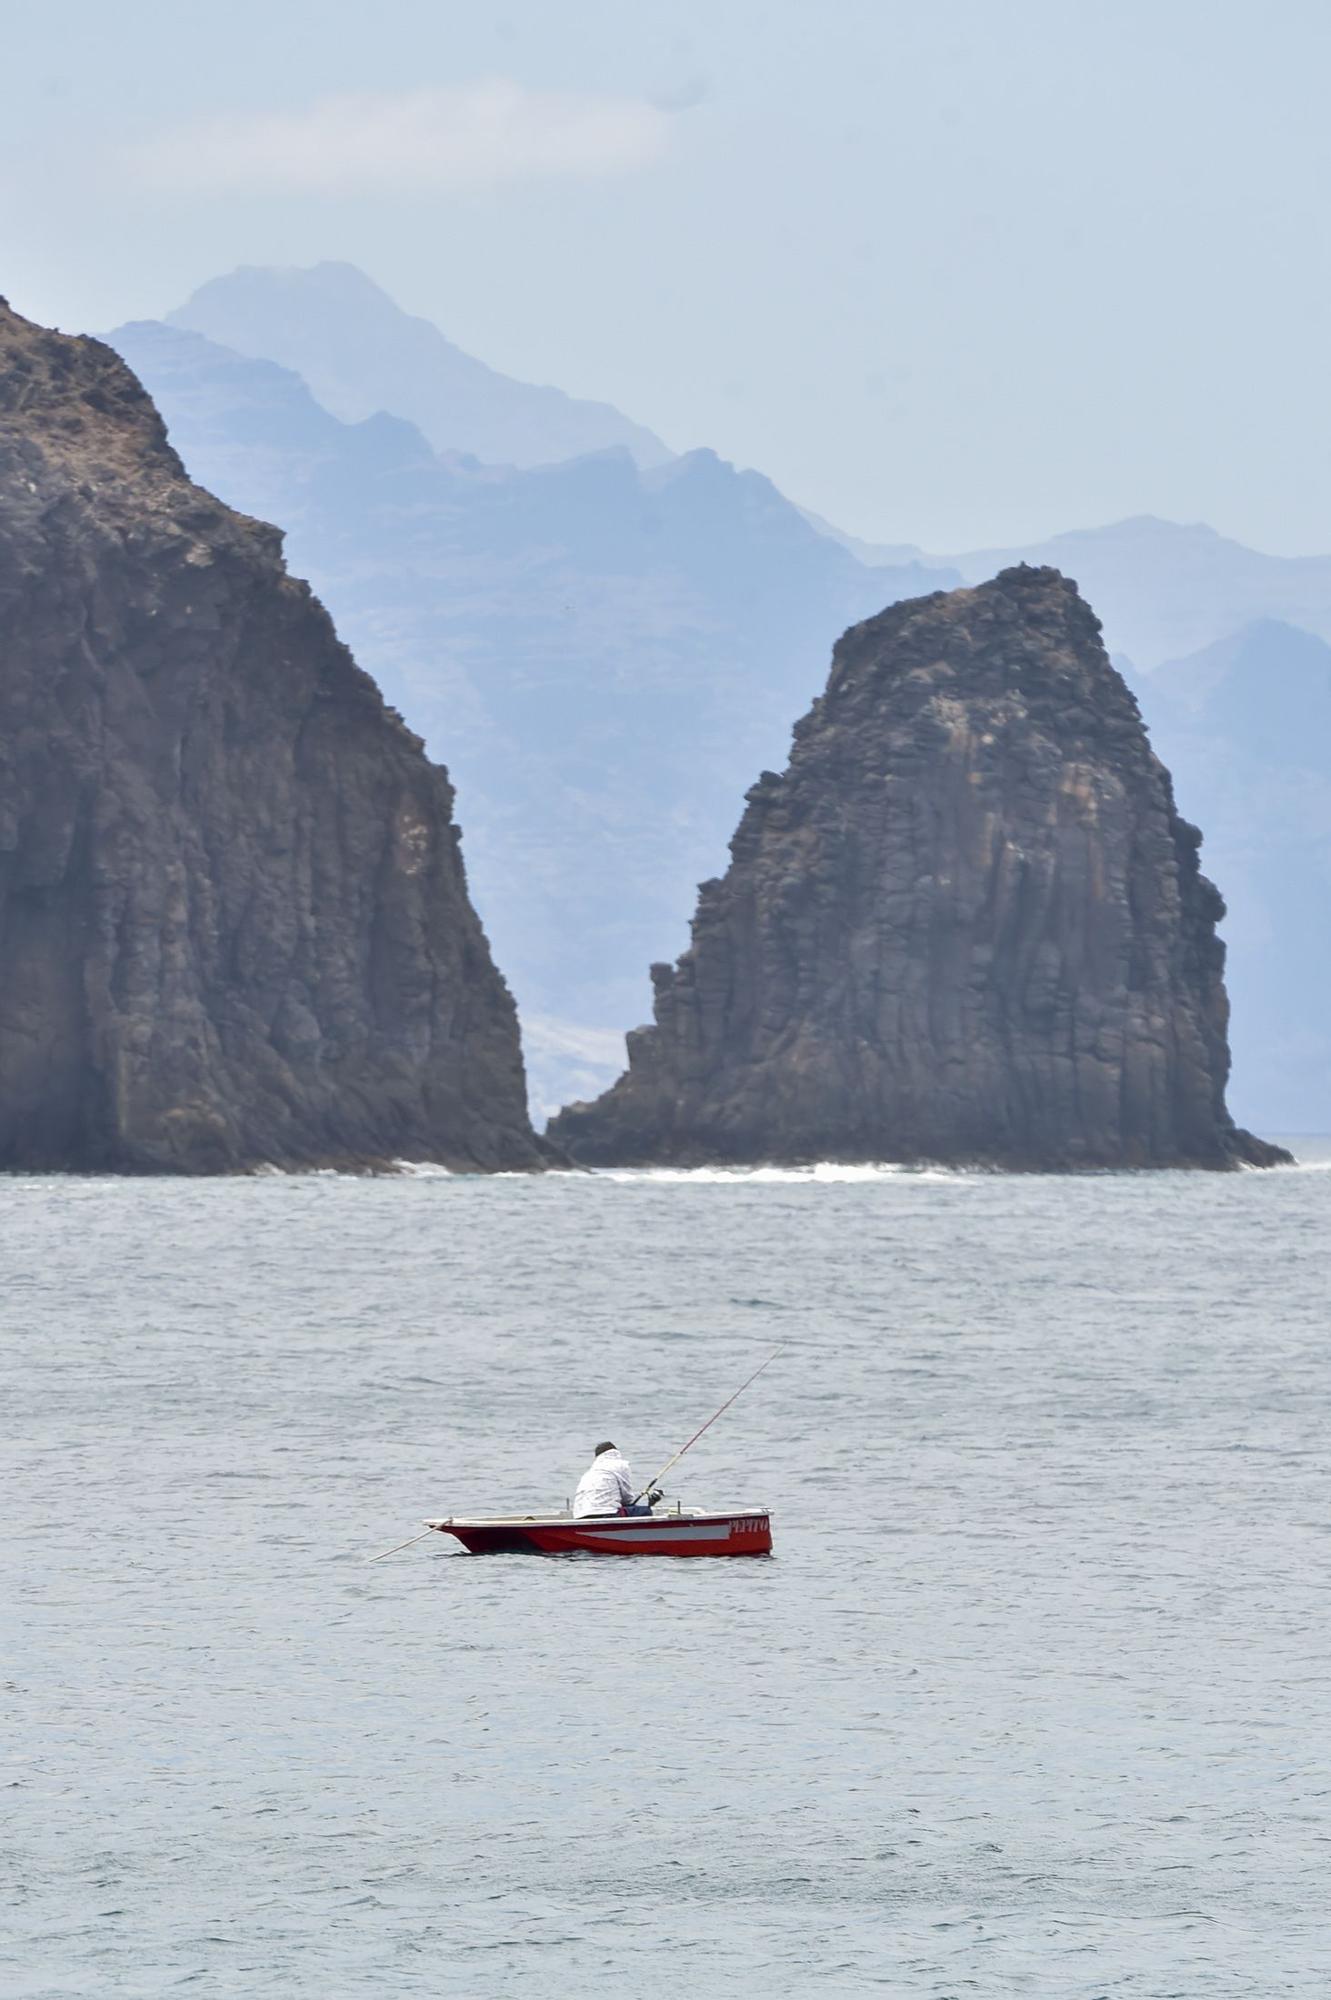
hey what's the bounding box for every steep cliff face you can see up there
[550,567,1286,1169]
[106,315,958,1119]
[0,301,542,1173]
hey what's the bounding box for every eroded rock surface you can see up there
[550,567,1286,1169]
[0,301,541,1172]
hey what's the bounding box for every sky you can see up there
[4,0,1330,553]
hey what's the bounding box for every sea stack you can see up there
[0,302,542,1173]
[549,567,1286,1170]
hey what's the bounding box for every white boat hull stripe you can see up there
[569,1523,734,1544]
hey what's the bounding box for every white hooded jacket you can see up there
[572,1447,637,1518]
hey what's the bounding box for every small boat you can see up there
[356,1351,787,1568]
[426,1505,772,1557]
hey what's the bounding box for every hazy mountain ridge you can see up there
[109,270,1331,1127]
[834,514,1331,671]
[1142,620,1331,1129]
[168,262,675,472]
[108,316,957,1117]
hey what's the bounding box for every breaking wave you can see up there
[591,1161,972,1185]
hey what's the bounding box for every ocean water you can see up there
[5,1147,1330,1996]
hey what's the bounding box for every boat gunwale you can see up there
[426,1508,770,1531]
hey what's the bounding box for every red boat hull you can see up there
[427,1511,772,1557]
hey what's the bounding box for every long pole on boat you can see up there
[368,1528,435,1562]
[634,1345,786,1502]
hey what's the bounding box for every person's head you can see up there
[594,1440,616,1458]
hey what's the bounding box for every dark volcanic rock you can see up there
[105,314,959,1118]
[549,568,1287,1170]
[0,301,542,1173]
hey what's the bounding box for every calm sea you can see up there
[5,1148,1330,1996]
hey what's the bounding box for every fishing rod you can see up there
[634,1344,786,1503]
[367,1344,786,1556]
[368,1528,435,1562]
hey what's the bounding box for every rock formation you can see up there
[0,301,543,1173]
[549,567,1287,1170]
[106,313,958,1118]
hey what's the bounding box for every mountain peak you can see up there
[287,259,390,296]
[1068,515,1218,542]
[175,262,404,321]
[166,262,673,471]
[0,301,183,489]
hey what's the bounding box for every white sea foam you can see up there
[594,1160,971,1185]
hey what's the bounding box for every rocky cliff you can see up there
[549,567,1287,1169]
[106,314,957,1117]
[0,301,542,1173]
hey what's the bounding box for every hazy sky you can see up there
[5,0,1330,552]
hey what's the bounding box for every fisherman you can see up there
[572,1441,662,1518]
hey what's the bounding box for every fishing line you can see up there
[633,1344,786,1502]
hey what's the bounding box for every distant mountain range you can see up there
[843,516,1331,673]
[168,262,674,472]
[108,314,953,1116]
[106,265,1331,1129]
[1144,620,1331,1132]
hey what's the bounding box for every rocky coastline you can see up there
[550,568,1287,1171]
[0,302,544,1174]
